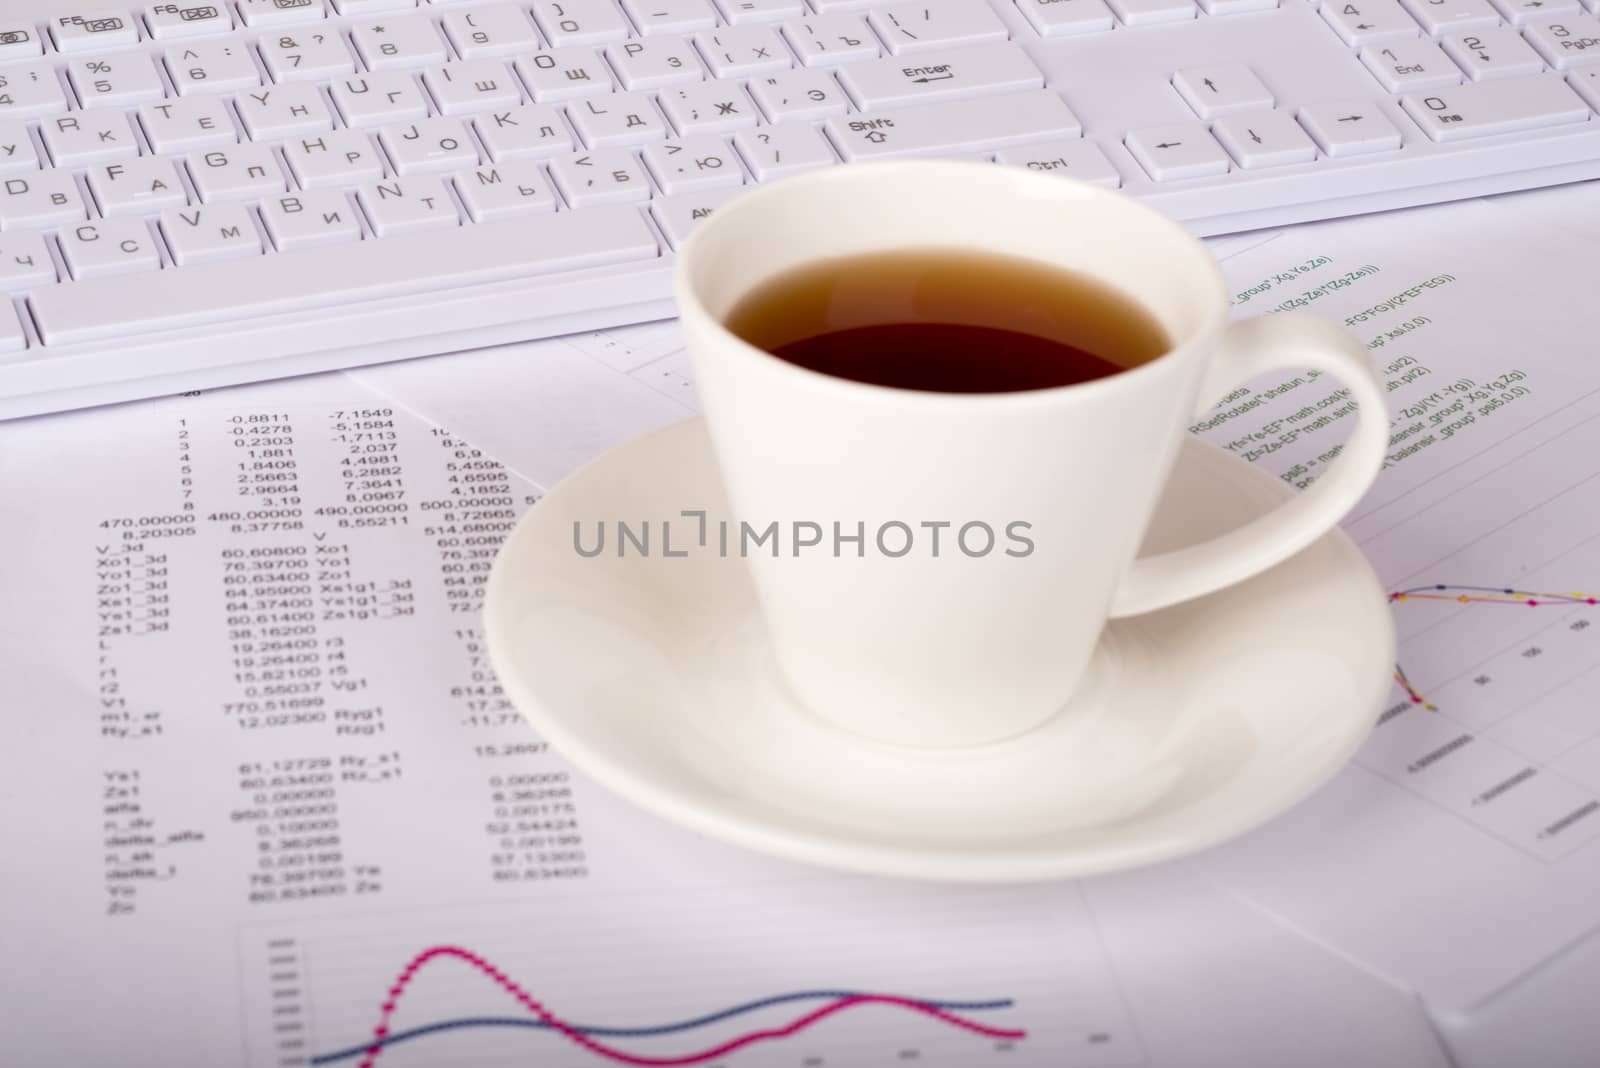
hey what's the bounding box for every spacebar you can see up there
[30,205,660,347]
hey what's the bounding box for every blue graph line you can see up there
[311,992,1016,1065]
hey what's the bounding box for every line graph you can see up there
[243,875,1135,1067]
[1389,584,1600,710]
[321,945,1027,1068]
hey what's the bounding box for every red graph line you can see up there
[355,946,1028,1068]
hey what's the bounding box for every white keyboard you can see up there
[1,0,1598,417]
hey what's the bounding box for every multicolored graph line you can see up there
[1389,584,1600,609]
[317,945,1026,1068]
[1388,584,1600,710]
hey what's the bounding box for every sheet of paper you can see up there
[354,193,1600,1014]
[0,369,1446,1068]
[1187,198,1600,1010]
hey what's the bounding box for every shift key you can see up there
[836,43,1045,108]
[825,89,1082,160]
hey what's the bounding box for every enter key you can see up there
[835,42,1045,108]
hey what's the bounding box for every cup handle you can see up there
[1109,315,1389,618]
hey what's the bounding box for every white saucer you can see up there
[484,418,1395,883]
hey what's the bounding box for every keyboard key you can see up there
[995,137,1121,185]
[285,128,388,186]
[0,26,42,60]
[88,158,189,216]
[658,81,760,132]
[441,3,544,56]
[693,25,794,78]
[1297,98,1406,153]
[452,161,559,218]
[142,97,239,152]
[837,42,1044,108]
[1212,109,1318,166]
[260,188,363,248]
[186,142,287,200]
[379,117,482,172]
[60,218,164,280]
[235,83,334,139]
[0,121,38,173]
[1124,121,1230,179]
[570,90,671,144]
[351,15,450,69]
[0,233,57,290]
[1522,17,1600,70]
[732,122,837,176]
[334,0,419,10]
[826,89,1081,159]
[1107,0,1196,25]
[1398,0,1499,33]
[0,169,85,229]
[1172,64,1275,117]
[423,59,524,112]
[50,14,142,54]
[0,301,23,352]
[713,0,805,22]
[867,0,1011,55]
[357,175,460,234]
[167,41,262,94]
[30,206,659,346]
[1015,0,1116,34]
[472,103,577,157]
[259,26,357,81]
[239,0,330,26]
[331,71,431,126]
[782,14,882,65]
[158,202,264,264]
[642,134,744,191]
[1488,0,1582,24]
[550,147,653,203]
[1198,0,1279,14]
[146,3,236,39]
[514,46,618,100]
[0,63,69,120]
[650,185,740,245]
[1441,27,1547,79]
[1321,0,1420,45]
[1360,38,1464,89]
[622,0,720,34]
[333,0,417,11]
[531,0,632,44]
[749,67,850,119]
[1399,72,1591,138]
[608,37,709,88]
[1571,65,1600,105]
[68,54,167,109]
[42,112,140,166]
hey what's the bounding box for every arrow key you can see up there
[1124,122,1230,180]
[1320,0,1421,45]
[1296,98,1406,155]
[1212,110,1318,168]
[1172,64,1274,118]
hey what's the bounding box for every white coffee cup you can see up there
[675,161,1388,749]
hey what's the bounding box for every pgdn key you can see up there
[825,89,1081,159]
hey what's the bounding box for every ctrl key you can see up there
[996,139,1121,187]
